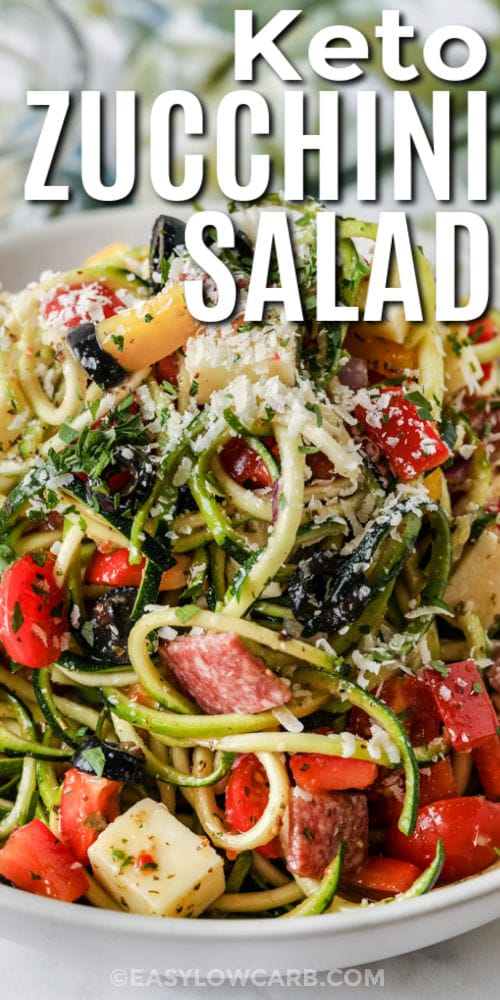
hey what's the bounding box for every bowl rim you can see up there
[0,204,499,941]
[0,864,499,939]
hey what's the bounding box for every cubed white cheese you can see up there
[177,309,297,407]
[88,798,225,918]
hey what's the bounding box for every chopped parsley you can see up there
[404,391,433,422]
[110,334,125,353]
[430,660,448,677]
[11,602,24,634]
[82,746,107,777]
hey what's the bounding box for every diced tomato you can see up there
[43,282,124,329]
[346,855,422,897]
[0,553,69,669]
[290,753,378,794]
[225,754,281,858]
[474,735,500,800]
[419,758,457,807]
[60,768,122,865]
[85,548,189,591]
[220,437,273,489]
[468,316,496,381]
[424,660,498,752]
[349,675,442,747]
[0,819,88,902]
[155,352,179,387]
[355,387,451,481]
[306,451,336,481]
[386,797,500,883]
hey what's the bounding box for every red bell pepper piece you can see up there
[346,855,422,897]
[349,674,442,747]
[290,753,378,794]
[424,660,498,751]
[225,754,281,858]
[386,796,500,883]
[60,768,122,865]
[220,437,273,489]
[474,734,500,800]
[419,757,457,807]
[355,387,450,481]
[0,819,89,901]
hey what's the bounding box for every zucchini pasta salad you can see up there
[0,197,499,920]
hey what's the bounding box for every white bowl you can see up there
[0,206,499,971]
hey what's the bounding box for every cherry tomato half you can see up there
[43,282,124,329]
[0,553,69,669]
[386,797,500,883]
[225,754,281,858]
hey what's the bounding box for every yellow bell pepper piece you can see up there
[344,329,418,376]
[98,284,203,371]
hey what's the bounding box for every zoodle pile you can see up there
[0,197,499,919]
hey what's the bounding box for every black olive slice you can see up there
[67,322,127,389]
[150,215,186,292]
[288,549,372,637]
[83,587,137,664]
[86,445,154,516]
[72,736,145,784]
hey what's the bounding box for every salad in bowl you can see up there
[0,196,498,921]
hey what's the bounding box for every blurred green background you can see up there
[0,0,499,227]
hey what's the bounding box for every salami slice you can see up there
[160,632,291,715]
[287,787,368,879]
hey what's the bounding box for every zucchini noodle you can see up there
[0,196,497,920]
